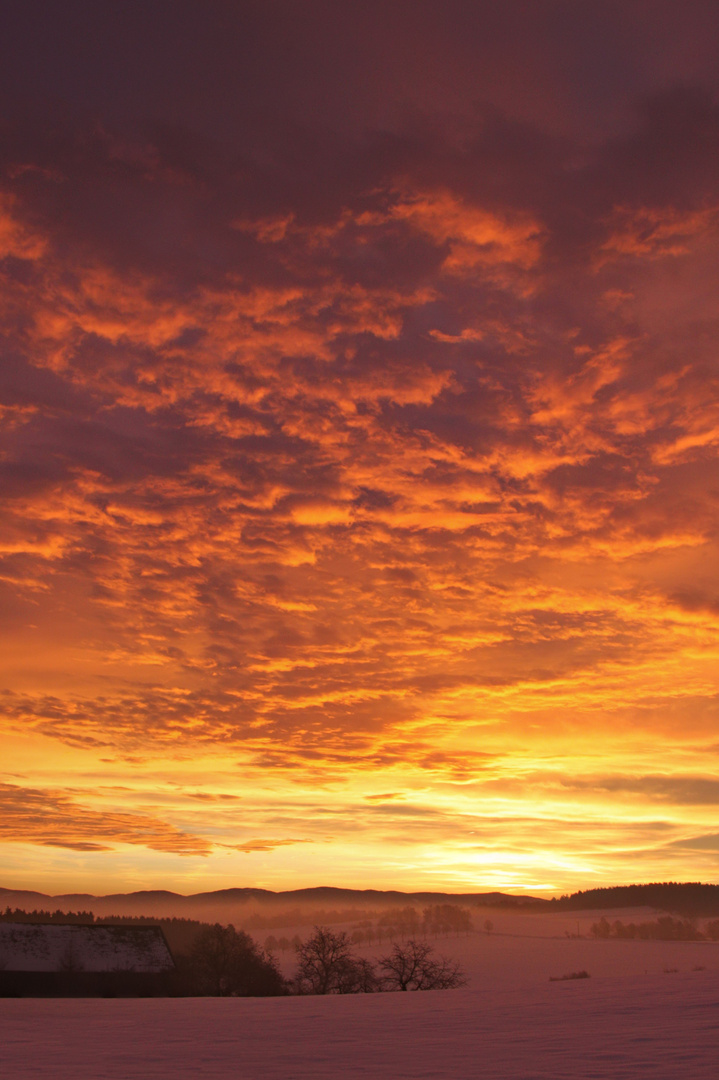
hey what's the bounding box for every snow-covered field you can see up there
[270,906,719,989]
[3,909,719,1079]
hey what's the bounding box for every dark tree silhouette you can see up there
[337,955,381,994]
[294,927,467,995]
[590,916,705,941]
[188,923,286,996]
[294,925,369,994]
[379,939,467,991]
[422,904,473,937]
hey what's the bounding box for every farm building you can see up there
[0,923,175,996]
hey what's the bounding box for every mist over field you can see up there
[4,902,719,1079]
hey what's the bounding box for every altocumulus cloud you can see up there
[2,1,719,892]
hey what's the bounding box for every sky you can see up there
[2,0,719,897]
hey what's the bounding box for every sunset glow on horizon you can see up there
[3,1,719,898]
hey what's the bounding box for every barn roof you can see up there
[0,923,175,973]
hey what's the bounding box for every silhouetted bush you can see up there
[179,923,287,996]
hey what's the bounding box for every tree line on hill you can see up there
[263,903,472,953]
[590,915,719,941]
[178,901,476,933]
[2,902,473,952]
[551,883,719,916]
[2,908,97,924]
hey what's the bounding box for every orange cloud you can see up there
[598,204,718,265]
[0,782,212,855]
[389,187,543,277]
[3,86,719,895]
[0,193,47,261]
[231,838,310,853]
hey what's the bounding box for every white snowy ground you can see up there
[3,909,719,1079]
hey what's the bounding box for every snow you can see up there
[271,906,719,990]
[3,910,719,1078]
[0,924,174,972]
[2,972,719,1078]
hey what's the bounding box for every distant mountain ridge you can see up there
[0,885,545,919]
[3,882,719,919]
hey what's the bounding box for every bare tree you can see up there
[295,926,361,994]
[292,928,465,995]
[379,939,467,991]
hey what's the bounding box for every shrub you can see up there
[185,923,287,996]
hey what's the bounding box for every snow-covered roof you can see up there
[0,924,174,973]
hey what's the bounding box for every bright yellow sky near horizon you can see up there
[3,4,719,899]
